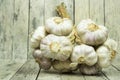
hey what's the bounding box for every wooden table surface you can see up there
[0,58,120,80]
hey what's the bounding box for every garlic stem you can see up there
[49,42,60,53]
[54,17,63,24]
[56,2,70,18]
[88,23,99,31]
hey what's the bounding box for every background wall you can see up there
[0,0,120,61]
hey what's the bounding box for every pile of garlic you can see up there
[31,17,117,75]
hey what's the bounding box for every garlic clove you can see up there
[52,60,77,73]
[79,64,102,75]
[30,38,40,48]
[104,38,117,51]
[71,44,97,66]
[40,34,73,61]
[76,19,108,46]
[96,46,113,68]
[33,49,43,59]
[30,26,46,49]
[45,17,73,36]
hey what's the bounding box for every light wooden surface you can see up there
[0,60,118,80]
[0,0,120,80]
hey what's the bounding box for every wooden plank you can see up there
[13,0,28,60]
[0,0,14,59]
[61,71,85,80]
[83,72,107,80]
[102,66,120,80]
[38,69,61,80]
[90,0,104,24]
[28,0,44,59]
[75,0,89,25]
[10,60,39,80]
[0,60,25,80]
[105,0,120,40]
[111,53,120,70]
[44,0,74,20]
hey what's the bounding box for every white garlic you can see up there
[40,34,73,61]
[76,19,108,45]
[45,17,73,36]
[33,49,51,70]
[71,44,97,66]
[31,26,46,48]
[79,64,102,75]
[52,60,78,73]
[104,38,117,51]
[96,45,116,68]
[33,49,43,59]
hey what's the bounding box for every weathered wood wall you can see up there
[0,0,120,61]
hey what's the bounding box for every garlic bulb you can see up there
[79,64,102,75]
[76,19,108,45]
[33,49,51,70]
[96,45,116,68]
[40,34,73,61]
[31,26,46,48]
[104,38,117,51]
[71,44,97,66]
[33,49,43,59]
[52,60,78,73]
[45,17,73,36]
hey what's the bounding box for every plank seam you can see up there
[27,0,30,60]
[111,64,120,71]
[9,61,27,80]
[101,71,110,80]
[35,67,41,80]
[73,0,75,24]
[103,0,105,26]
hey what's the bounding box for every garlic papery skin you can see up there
[33,49,51,70]
[71,44,97,66]
[79,64,102,75]
[67,28,76,44]
[45,17,73,36]
[52,60,78,73]
[104,38,117,51]
[33,49,43,59]
[31,26,46,48]
[96,45,114,68]
[40,34,73,61]
[76,19,108,46]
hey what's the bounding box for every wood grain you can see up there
[90,0,104,24]
[75,0,89,25]
[38,69,61,80]
[105,0,120,40]
[102,66,120,80]
[0,0,14,59]
[0,60,25,80]
[10,60,39,80]
[13,0,29,60]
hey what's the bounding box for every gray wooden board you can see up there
[102,66,120,80]
[28,0,45,59]
[0,0,14,59]
[10,60,39,80]
[0,60,25,80]
[12,0,28,60]
[90,0,104,24]
[38,68,61,80]
[75,0,89,25]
